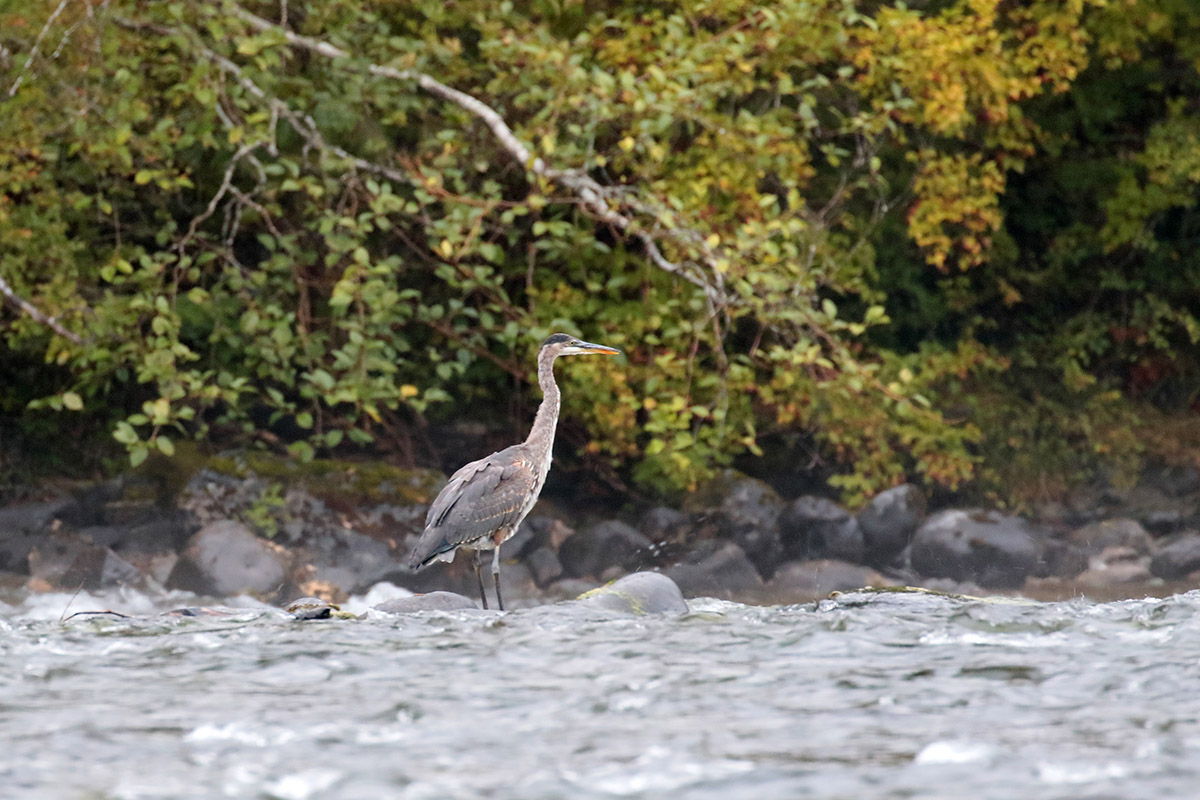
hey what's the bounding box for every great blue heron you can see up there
[407,333,621,610]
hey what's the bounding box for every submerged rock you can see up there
[910,509,1048,589]
[372,591,479,613]
[574,571,689,615]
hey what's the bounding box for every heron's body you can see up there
[408,333,620,609]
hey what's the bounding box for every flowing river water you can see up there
[4,586,1200,799]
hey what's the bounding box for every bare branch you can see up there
[8,0,72,98]
[177,141,262,255]
[0,274,83,344]
[232,7,728,304]
[118,17,416,189]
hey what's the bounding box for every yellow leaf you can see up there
[619,136,635,152]
[400,384,420,399]
[62,392,83,411]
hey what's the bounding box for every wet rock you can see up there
[638,506,689,542]
[910,509,1049,589]
[523,545,563,587]
[714,477,784,579]
[28,532,144,590]
[504,516,572,561]
[76,508,196,555]
[373,591,478,613]
[285,597,337,620]
[1149,531,1200,580]
[558,521,653,579]
[0,500,69,573]
[388,557,480,598]
[663,541,764,599]
[1108,485,1198,534]
[1142,464,1200,498]
[1068,518,1153,557]
[574,571,689,615]
[545,577,603,600]
[1036,539,1089,578]
[496,561,538,608]
[767,559,884,601]
[167,519,291,597]
[1075,546,1153,587]
[778,496,864,564]
[301,528,397,595]
[856,485,926,566]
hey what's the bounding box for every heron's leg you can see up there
[473,549,488,610]
[492,545,504,612]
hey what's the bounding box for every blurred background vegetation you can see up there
[1,0,1197,507]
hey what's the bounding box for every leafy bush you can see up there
[1,0,1197,504]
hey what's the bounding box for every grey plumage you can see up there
[408,333,621,610]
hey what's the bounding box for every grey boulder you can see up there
[167,519,291,597]
[664,541,764,599]
[558,520,653,579]
[1149,532,1200,580]
[574,571,689,615]
[857,484,925,565]
[778,496,864,564]
[909,509,1049,589]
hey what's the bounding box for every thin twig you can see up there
[0,274,84,344]
[8,0,73,98]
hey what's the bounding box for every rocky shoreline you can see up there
[2,453,1199,611]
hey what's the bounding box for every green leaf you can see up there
[61,392,83,411]
[129,445,149,467]
[288,441,315,462]
[113,422,139,445]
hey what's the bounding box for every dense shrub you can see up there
[1,0,1196,503]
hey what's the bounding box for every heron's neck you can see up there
[525,348,560,463]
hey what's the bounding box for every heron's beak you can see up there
[574,340,621,356]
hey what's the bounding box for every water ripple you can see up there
[5,588,1200,798]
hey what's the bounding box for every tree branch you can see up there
[7,0,72,98]
[231,7,728,304]
[0,274,83,344]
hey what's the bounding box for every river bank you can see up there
[1,452,1199,611]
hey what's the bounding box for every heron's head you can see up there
[541,332,621,357]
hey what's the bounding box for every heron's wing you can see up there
[410,446,539,567]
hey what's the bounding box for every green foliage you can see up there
[1,0,1198,504]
